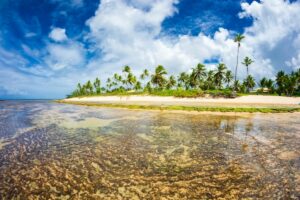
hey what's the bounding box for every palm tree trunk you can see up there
[234,43,240,91]
[247,66,249,93]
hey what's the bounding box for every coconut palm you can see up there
[242,57,254,77]
[276,71,286,95]
[86,80,93,94]
[244,75,256,92]
[145,82,152,92]
[122,65,131,73]
[93,78,101,94]
[234,33,245,90]
[266,79,275,93]
[190,63,206,89]
[178,72,190,90]
[134,81,142,91]
[106,78,112,91]
[126,73,137,89]
[151,65,167,89]
[166,75,176,89]
[242,57,254,92]
[233,80,241,92]
[205,70,215,90]
[140,69,149,80]
[225,70,233,88]
[259,77,267,88]
[214,63,227,89]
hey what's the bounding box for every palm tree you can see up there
[234,33,245,90]
[76,83,83,95]
[234,80,242,92]
[178,72,190,90]
[166,75,176,89]
[126,73,136,90]
[266,79,275,93]
[151,65,167,90]
[225,70,233,88]
[276,71,286,95]
[205,70,215,90]
[93,78,101,94]
[190,63,206,89]
[106,78,112,91]
[242,57,254,77]
[244,75,256,92]
[140,69,149,80]
[259,77,267,88]
[86,80,93,95]
[122,65,131,73]
[214,63,227,89]
[134,81,142,91]
[242,57,254,92]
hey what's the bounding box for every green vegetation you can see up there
[68,34,300,98]
[57,101,300,113]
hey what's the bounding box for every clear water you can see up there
[0,101,299,199]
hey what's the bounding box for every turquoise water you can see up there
[0,101,299,199]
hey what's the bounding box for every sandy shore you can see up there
[62,95,300,108]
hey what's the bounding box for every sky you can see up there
[0,0,300,99]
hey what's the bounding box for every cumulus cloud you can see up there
[84,0,299,83]
[45,42,85,70]
[240,0,300,71]
[49,27,68,42]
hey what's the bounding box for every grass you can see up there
[68,89,242,98]
[56,101,300,113]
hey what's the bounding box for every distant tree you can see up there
[265,79,275,93]
[151,65,167,90]
[205,70,215,90]
[242,57,254,92]
[134,81,142,91]
[242,57,254,77]
[276,71,286,95]
[140,69,149,80]
[166,75,176,89]
[178,72,190,90]
[259,77,267,88]
[86,80,93,95]
[106,78,112,91]
[234,80,242,92]
[214,63,227,89]
[122,65,131,73]
[243,75,256,92]
[145,82,152,92]
[93,78,101,94]
[190,63,206,89]
[126,73,137,90]
[234,33,245,90]
[225,70,233,88]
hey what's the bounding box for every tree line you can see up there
[69,34,300,97]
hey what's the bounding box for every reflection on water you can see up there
[0,101,299,199]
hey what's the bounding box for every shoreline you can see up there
[57,95,300,113]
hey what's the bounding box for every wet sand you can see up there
[0,101,299,199]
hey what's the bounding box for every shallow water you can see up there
[0,101,299,199]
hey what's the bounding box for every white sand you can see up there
[63,95,300,107]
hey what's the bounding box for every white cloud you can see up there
[83,0,300,84]
[239,0,300,71]
[45,42,85,70]
[49,27,68,42]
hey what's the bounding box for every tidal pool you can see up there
[0,101,299,199]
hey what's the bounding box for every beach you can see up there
[62,95,300,108]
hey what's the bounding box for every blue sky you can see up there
[0,0,300,99]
